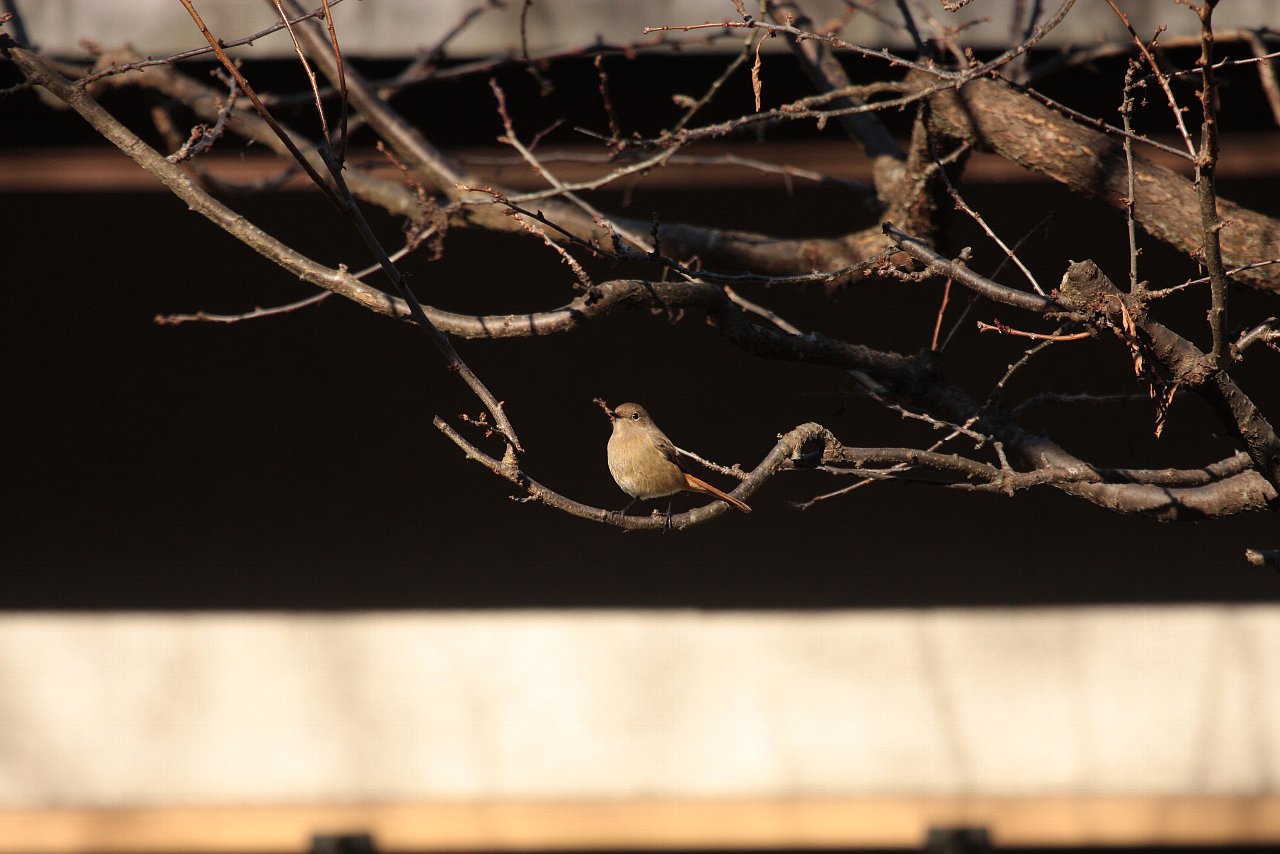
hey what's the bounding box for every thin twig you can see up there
[489,77,651,250]
[166,71,239,163]
[156,291,332,326]
[722,286,804,336]
[646,0,1076,87]
[939,214,1057,351]
[671,30,756,132]
[154,242,422,326]
[319,0,348,159]
[976,321,1091,341]
[72,0,348,89]
[227,0,524,450]
[270,0,333,145]
[593,54,622,146]
[930,136,1043,294]
[177,0,346,209]
[1011,390,1161,417]
[931,274,952,352]
[397,0,502,80]
[1240,30,1280,126]
[617,0,1076,153]
[518,0,552,95]
[1120,60,1141,292]
[985,334,1061,410]
[1102,0,1197,158]
[1147,258,1280,299]
[508,210,594,291]
[1194,0,1231,368]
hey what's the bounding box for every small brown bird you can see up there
[606,402,751,513]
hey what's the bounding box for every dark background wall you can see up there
[3,55,1279,611]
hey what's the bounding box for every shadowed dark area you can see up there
[3,54,1279,611]
[4,179,1278,611]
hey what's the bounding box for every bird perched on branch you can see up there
[604,401,751,514]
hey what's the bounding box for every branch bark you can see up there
[10,6,1279,528]
[1057,260,1280,490]
[925,74,1280,294]
[437,416,833,530]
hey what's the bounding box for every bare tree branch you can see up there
[1056,260,1280,489]
[925,75,1280,294]
[9,0,1280,532]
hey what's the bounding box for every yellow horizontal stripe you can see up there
[2,796,1279,853]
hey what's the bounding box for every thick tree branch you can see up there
[9,39,527,450]
[95,34,892,282]
[82,48,426,221]
[277,0,611,243]
[925,74,1280,294]
[767,0,906,197]
[1057,260,1280,490]
[1004,432,1275,519]
[827,444,1261,492]
[11,7,1279,528]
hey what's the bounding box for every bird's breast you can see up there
[608,429,687,499]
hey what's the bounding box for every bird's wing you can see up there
[668,442,708,471]
[653,431,682,466]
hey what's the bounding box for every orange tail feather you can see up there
[683,473,752,513]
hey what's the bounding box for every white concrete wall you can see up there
[18,1,1279,59]
[1,606,1277,807]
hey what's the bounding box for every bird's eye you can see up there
[631,412,640,420]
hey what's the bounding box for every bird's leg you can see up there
[664,499,673,533]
